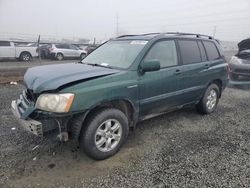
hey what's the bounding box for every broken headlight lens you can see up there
[35,93,74,113]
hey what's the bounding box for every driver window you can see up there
[144,40,178,68]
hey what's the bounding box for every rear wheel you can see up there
[196,83,220,114]
[20,52,32,61]
[56,53,64,60]
[79,108,129,160]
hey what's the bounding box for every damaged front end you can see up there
[11,89,72,141]
[11,63,121,141]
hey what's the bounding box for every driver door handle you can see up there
[175,69,181,75]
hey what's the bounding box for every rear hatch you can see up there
[237,38,250,59]
[238,38,250,51]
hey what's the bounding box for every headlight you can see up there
[35,93,74,113]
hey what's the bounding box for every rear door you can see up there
[69,45,80,57]
[62,44,71,57]
[0,41,15,58]
[175,39,209,103]
[139,39,184,116]
[203,40,227,83]
[56,44,70,57]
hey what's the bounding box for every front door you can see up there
[139,40,183,117]
[0,41,15,58]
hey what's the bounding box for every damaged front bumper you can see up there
[11,100,43,136]
[11,89,83,141]
[11,90,59,137]
[229,61,250,77]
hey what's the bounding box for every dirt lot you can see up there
[0,82,250,187]
[0,59,75,83]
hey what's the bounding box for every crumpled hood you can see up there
[24,63,120,93]
[238,38,250,51]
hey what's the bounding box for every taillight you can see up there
[227,64,232,72]
[49,48,54,52]
[226,64,230,79]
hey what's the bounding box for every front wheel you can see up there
[196,83,220,114]
[79,108,129,160]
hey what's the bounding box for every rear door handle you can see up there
[175,69,181,75]
[205,64,210,69]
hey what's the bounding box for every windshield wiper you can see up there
[81,62,112,69]
[77,60,85,64]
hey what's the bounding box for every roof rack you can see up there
[117,33,161,38]
[117,32,213,39]
[163,32,213,39]
[116,35,139,38]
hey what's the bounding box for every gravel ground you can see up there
[0,83,249,187]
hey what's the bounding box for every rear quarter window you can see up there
[178,40,201,64]
[197,41,207,62]
[203,41,220,61]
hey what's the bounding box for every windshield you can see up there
[82,40,148,69]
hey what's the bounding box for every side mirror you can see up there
[141,59,160,72]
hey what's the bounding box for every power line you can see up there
[119,16,250,29]
[118,0,234,18]
[119,9,250,25]
[213,26,217,38]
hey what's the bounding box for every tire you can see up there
[20,52,32,62]
[196,83,220,114]
[80,53,86,60]
[56,53,64,61]
[79,108,129,160]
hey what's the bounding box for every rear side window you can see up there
[144,40,178,68]
[178,40,201,64]
[203,41,220,60]
[55,44,63,49]
[55,44,69,49]
[197,41,207,62]
[0,41,11,46]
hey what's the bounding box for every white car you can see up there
[0,40,38,61]
[48,44,87,60]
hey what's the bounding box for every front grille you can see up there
[16,90,35,119]
[25,89,36,102]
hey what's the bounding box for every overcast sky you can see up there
[0,0,249,42]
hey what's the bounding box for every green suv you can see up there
[11,32,228,160]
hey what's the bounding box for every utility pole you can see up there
[116,13,119,37]
[37,35,41,64]
[213,26,217,38]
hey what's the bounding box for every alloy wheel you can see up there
[94,119,122,152]
[206,89,217,110]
